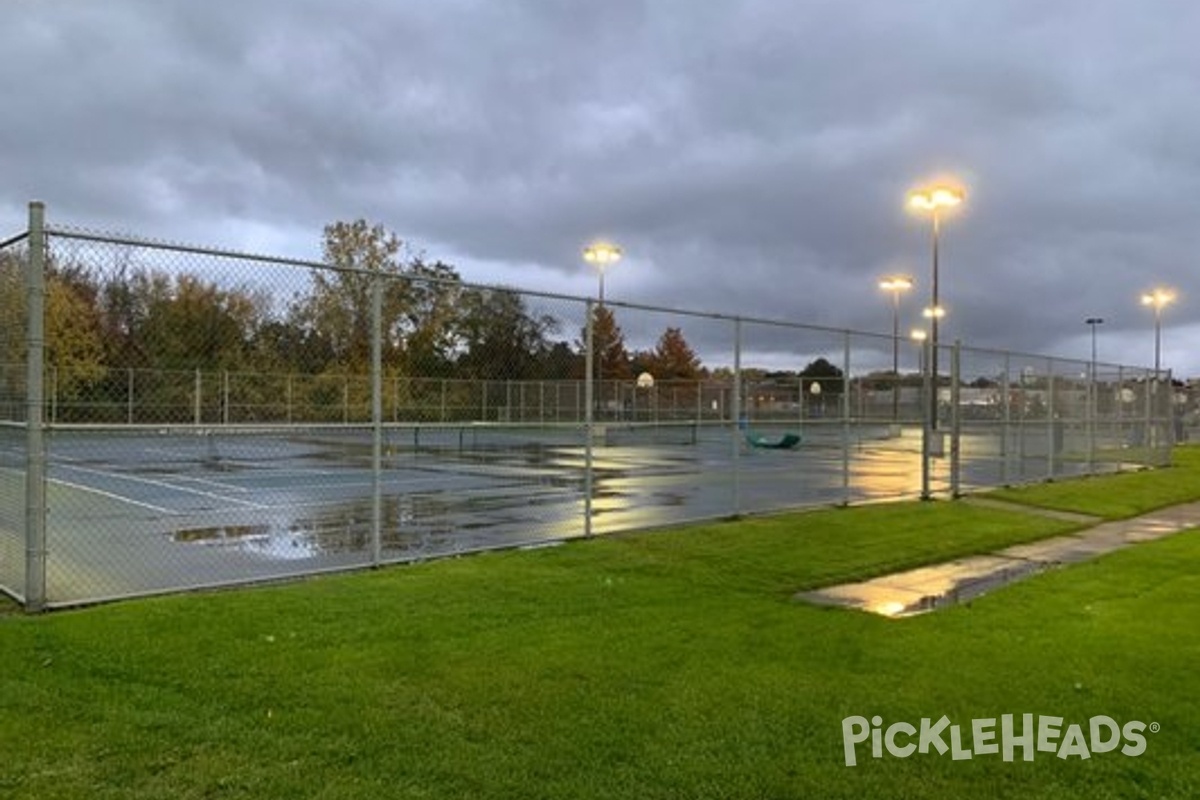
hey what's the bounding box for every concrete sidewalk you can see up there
[796,499,1200,618]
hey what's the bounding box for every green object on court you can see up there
[739,417,801,449]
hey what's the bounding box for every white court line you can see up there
[49,477,175,515]
[244,473,526,494]
[55,463,268,509]
[170,474,252,493]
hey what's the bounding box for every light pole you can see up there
[910,328,928,396]
[1140,289,1174,378]
[908,184,965,429]
[583,241,622,306]
[584,242,622,419]
[1085,317,1103,371]
[879,275,914,421]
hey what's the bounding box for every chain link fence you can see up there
[0,229,28,600]
[0,203,1180,610]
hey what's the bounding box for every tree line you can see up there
[0,221,716,408]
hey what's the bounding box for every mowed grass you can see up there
[2,450,1199,798]
[989,445,1200,519]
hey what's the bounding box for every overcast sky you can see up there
[4,0,1199,376]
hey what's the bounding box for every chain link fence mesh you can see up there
[0,233,28,598]
[0,213,1181,608]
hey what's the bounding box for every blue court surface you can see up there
[0,421,1122,606]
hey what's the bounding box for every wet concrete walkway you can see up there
[797,499,1200,618]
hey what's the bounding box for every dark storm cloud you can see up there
[4,0,1200,373]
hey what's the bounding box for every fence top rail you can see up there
[42,224,874,338]
[0,230,29,249]
[33,222,1161,375]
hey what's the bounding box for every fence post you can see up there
[1143,369,1153,460]
[1001,353,1011,485]
[370,270,383,567]
[222,369,230,425]
[841,331,851,505]
[24,200,47,612]
[1017,363,1027,481]
[1047,358,1056,480]
[950,341,961,497]
[584,301,595,536]
[920,335,932,500]
[731,318,742,516]
[49,365,57,424]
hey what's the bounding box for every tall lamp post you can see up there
[583,242,622,419]
[907,184,965,429]
[583,241,622,306]
[1085,317,1104,372]
[1140,288,1174,378]
[879,275,914,422]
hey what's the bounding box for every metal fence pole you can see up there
[731,318,742,516]
[584,302,595,536]
[1116,366,1125,470]
[1017,365,1027,482]
[1143,369,1153,458]
[950,341,961,497]
[1001,353,1011,485]
[370,270,383,566]
[841,331,851,505]
[1087,355,1095,473]
[48,365,57,424]
[24,201,47,612]
[920,335,932,500]
[1166,369,1176,463]
[1047,358,1057,481]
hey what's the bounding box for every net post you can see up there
[193,368,202,425]
[24,200,47,612]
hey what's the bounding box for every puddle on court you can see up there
[164,437,708,561]
[169,490,581,561]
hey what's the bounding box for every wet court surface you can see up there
[797,499,1200,617]
[0,423,1136,606]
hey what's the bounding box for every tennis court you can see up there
[0,417,1134,606]
[0,216,1175,609]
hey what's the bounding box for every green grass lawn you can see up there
[2,450,1199,798]
[988,444,1200,519]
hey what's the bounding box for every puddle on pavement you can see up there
[169,490,577,560]
[165,435,706,559]
[799,555,1058,618]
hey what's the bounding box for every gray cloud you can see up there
[4,0,1199,374]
